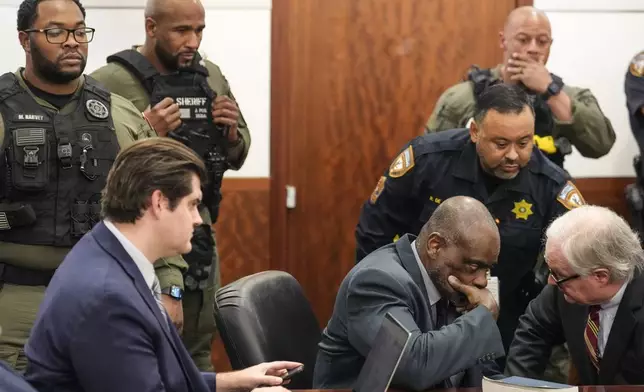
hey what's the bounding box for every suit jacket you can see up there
[506,273,644,385]
[312,234,505,391]
[0,361,37,392]
[23,222,217,392]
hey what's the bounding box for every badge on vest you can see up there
[512,199,533,220]
[175,96,210,120]
[86,99,109,119]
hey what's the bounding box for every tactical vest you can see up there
[0,73,119,247]
[107,50,225,290]
[467,66,570,168]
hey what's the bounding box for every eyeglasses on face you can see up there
[23,27,95,44]
[548,267,581,287]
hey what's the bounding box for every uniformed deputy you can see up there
[90,0,251,371]
[0,0,183,371]
[425,6,615,169]
[624,50,644,235]
[356,83,586,368]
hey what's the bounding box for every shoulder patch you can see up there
[389,145,415,178]
[370,176,386,204]
[630,51,644,77]
[557,181,586,210]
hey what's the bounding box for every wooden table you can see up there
[294,387,644,392]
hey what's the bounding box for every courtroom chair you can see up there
[214,271,321,389]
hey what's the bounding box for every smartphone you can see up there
[282,365,304,381]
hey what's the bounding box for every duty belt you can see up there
[0,263,55,287]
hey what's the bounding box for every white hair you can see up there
[545,205,644,282]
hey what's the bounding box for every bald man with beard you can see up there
[90,0,252,371]
[425,6,615,170]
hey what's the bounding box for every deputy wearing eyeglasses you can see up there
[506,206,644,385]
[0,0,175,371]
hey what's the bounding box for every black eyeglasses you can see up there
[23,27,95,44]
[549,267,580,287]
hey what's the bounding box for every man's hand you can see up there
[211,95,240,143]
[252,387,290,392]
[505,52,552,94]
[160,294,184,333]
[143,97,181,137]
[231,361,303,390]
[448,276,499,320]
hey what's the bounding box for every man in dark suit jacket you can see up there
[506,205,644,385]
[0,360,37,392]
[24,138,300,392]
[313,196,505,391]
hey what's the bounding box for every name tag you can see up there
[13,113,48,122]
[175,96,209,120]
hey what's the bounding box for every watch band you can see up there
[542,74,564,101]
[161,285,184,300]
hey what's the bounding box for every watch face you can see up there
[170,286,183,299]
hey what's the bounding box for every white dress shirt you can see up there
[104,220,156,292]
[597,282,627,357]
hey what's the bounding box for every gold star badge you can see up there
[512,199,533,220]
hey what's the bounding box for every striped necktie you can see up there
[584,304,601,371]
[151,276,170,328]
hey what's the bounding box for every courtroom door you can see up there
[270,0,529,325]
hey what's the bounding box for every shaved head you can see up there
[144,0,203,20]
[419,196,500,253]
[142,0,205,72]
[500,6,553,65]
[504,6,550,35]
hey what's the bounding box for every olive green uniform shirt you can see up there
[0,70,184,371]
[91,54,251,370]
[425,65,616,158]
[90,56,251,169]
[91,54,251,284]
[0,70,185,281]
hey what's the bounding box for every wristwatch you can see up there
[161,285,184,300]
[541,75,564,101]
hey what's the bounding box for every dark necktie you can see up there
[435,298,449,328]
[584,304,601,371]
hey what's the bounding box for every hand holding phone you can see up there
[281,365,304,381]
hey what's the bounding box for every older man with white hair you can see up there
[505,205,644,385]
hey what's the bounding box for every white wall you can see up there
[535,0,644,178]
[3,0,642,179]
[0,0,271,178]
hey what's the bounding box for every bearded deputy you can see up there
[90,0,251,371]
[0,0,181,371]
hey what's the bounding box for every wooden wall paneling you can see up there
[215,178,271,286]
[515,0,534,7]
[574,177,635,222]
[210,177,270,371]
[270,0,518,326]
